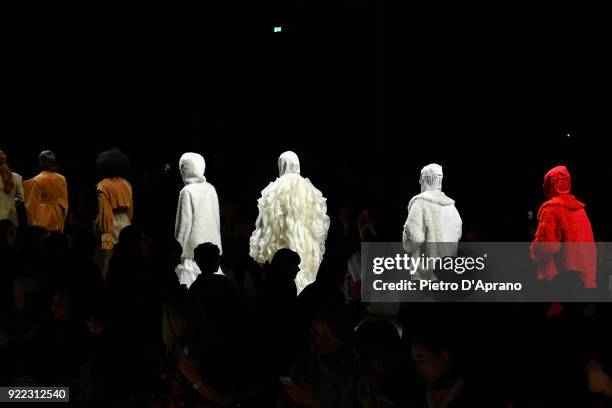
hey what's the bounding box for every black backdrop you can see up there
[3,2,611,241]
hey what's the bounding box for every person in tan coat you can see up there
[24,150,68,233]
[94,148,134,280]
[96,148,133,250]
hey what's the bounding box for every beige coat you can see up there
[24,171,68,233]
[97,177,133,249]
[0,172,24,226]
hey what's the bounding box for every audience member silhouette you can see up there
[279,306,357,408]
[355,319,407,408]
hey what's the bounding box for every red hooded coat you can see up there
[530,166,597,288]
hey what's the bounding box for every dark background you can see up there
[3,2,611,241]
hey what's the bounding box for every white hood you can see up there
[278,151,300,176]
[420,163,443,193]
[179,153,206,185]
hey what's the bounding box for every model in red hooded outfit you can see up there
[530,165,597,289]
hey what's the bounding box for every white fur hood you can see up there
[179,153,206,185]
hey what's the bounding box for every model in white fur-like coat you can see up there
[249,151,330,293]
[175,153,222,288]
[402,163,462,280]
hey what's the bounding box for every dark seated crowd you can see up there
[1,218,611,407]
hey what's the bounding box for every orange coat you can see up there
[24,171,69,233]
[97,177,133,249]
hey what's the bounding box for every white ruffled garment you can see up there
[249,152,330,293]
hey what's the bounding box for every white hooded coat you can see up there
[249,151,330,293]
[402,164,462,280]
[175,153,222,287]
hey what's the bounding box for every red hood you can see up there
[543,165,571,199]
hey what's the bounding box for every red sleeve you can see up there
[530,206,562,262]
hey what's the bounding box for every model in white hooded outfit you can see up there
[175,153,222,288]
[402,163,462,280]
[250,151,330,293]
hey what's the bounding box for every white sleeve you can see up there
[175,189,193,254]
[212,186,222,254]
[455,206,463,242]
[402,199,425,253]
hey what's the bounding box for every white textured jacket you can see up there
[175,153,222,287]
[402,164,462,279]
[402,190,462,250]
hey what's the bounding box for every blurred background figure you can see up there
[162,287,236,406]
[0,149,24,231]
[409,330,492,408]
[354,319,407,408]
[585,336,612,408]
[279,306,356,408]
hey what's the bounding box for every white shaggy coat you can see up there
[402,164,462,280]
[175,153,222,287]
